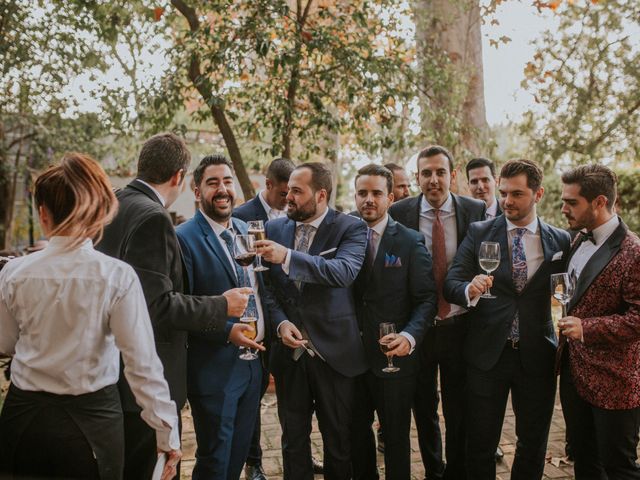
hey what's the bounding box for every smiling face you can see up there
[355,174,394,226]
[498,173,543,226]
[416,153,455,208]
[468,165,496,206]
[196,164,236,225]
[286,168,327,223]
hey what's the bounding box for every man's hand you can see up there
[383,334,411,357]
[158,449,181,480]
[228,323,266,351]
[468,274,493,300]
[223,287,253,317]
[256,240,288,265]
[279,321,308,350]
[559,316,583,341]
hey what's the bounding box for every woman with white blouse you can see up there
[0,153,180,479]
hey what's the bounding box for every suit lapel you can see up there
[196,210,238,286]
[451,194,468,246]
[365,218,397,283]
[402,195,420,231]
[487,216,515,293]
[308,209,336,256]
[252,196,269,223]
[569,220,627,311]
[522,219,558,292]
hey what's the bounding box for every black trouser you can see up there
[466,346,556,480]
[351,371,416,480]
[560,357,640,479]
[246,355,271,467]
[273,352,355,480]
[0,383,123,479]
[413,320,466,480]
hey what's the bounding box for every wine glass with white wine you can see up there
[478,241,500,299]
[247,220,268,272]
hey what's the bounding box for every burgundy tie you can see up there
[366,228,377,268]
[432,209,451,319]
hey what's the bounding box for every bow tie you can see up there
[577,230,595,245]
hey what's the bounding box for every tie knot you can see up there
[297,224,314,235]
[220,229,234,244]
[514,227,528,238]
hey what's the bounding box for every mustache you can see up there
[213,194,231,201]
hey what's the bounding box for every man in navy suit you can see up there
[234,158,295,224]
[176,154,267,480]
[389,145,485,480]
[466,157,502,219]
[256,162,368,480]
[350,164,437,479]
[445,159,570,479]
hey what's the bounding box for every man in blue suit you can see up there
[444,159,571,479]
[350,164,438,479]
[256,162,368,480]
[176,154,267,480]
[233,157,295,223]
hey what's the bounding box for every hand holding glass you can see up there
[234,234,260,360]
[379,323,400,373]
[478,241,500,299]
[247,221,268,271]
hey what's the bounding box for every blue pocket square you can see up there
[384,253,402,267]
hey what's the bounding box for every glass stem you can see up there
[387,356,394,369]
[256,254,263,268]
[485,270,492,295]
[561,303,567,318]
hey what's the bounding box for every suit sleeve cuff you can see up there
[399,331,416,354]
[282,249,292,275]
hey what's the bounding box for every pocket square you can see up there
[384,253,402,267]
[552,251,563,261]
[319,247,337,256]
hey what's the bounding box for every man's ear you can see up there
[265,178,273,191]
[170,169,185,187]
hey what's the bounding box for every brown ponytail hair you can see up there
[34,152,117,249]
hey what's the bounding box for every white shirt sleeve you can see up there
[282,248,292,275]
[464,283,480,308]
[399,331,416,354]
[0,283,18,356]
[109,273,180,451]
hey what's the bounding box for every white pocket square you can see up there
[552,251,563,261]
[319,248,337,256]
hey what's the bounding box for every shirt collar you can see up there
[585,215,620,246]
[136,179,166,207]
[370,214,389,237]
[47,237,93,251]
[296,206,329,230]
[200,209,234,237]
[486,200,498,217]
[421,193,453,214]
[258,190,283,218]
[506,217,539,234]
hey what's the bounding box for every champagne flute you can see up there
[247,220,268,272]
[550,273,575,337]
[478,241,500,299]
[238,294,259,360]
[379,322,400,373]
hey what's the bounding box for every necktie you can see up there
[509,227,528,341]
[366,228,377,268]
[432,209,451,319]
[295,224,314,289]
[219,229,257,313]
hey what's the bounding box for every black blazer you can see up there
[389,193,486,246]
[233,195,269,223]
[97,179,228,411]
[444,215,571,376]
[354,217,437,377]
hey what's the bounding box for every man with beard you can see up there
[256,162,368,480]
[558,164,640,479]
[445,159,570,479]
[176,154,268,479]
[384,162,412,202]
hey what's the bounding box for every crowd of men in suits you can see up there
[98,132,640,480]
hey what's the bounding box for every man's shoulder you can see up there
[233,196,263,221]
[393,221,424,243]
[389,195,419,215]
[541,220,571,243]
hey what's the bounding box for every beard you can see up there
[287,196,317,222]
[201,193,234,223]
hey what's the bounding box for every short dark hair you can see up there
[137,132,191,184]
[193,154,234,186]
[417,145,454,171]
[383,162,404,174]
[266,157,295,183]
[561,164,617,211]
[296,162,333,201]
[500,159,543,192]
[355,164,394,194]
[466,157,496,179]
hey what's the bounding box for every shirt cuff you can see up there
[282,249,292,275]
[399,331,416,354]
[465,283,480,308]
[155,412,181,451]
[276,320,292,337]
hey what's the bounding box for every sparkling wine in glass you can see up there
[478,241,500,299]
[379,322,400,373]
[550,272,575,333]
[247,220,268,272]
[238,294,259,360]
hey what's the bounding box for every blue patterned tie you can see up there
[219,229,257,313]
[510,227,528,342]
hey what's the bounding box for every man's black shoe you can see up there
[312,456,324,474]
[245,464,268,480]
[495,446,504,462]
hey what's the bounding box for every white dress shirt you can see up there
[282,206,330,274]
[0,237,179,451]
[485,200,498,219]
[419,194,466,319]
[569,215,620,280]
[258,191,285,220]
[201,212,266,342]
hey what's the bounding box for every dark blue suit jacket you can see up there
[354,217,438,377]
[176,210,268,395]
[233,195,268,223]
[444,215,570,376]
[263,208,368,378]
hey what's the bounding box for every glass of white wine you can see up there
[238,294,259,360]
[247,220,268,272]
[478,241,500,299]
